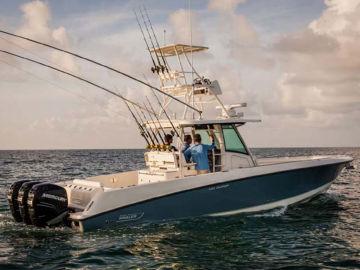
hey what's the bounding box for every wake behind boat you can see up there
[3,8,353,232]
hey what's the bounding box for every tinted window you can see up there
[222,125,247,154]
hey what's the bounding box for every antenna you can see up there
[189,0,195,117]
[163,30,166,46]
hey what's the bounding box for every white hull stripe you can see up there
[208,182,332,217]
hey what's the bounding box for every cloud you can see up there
[69,9,133,34]
[273,29,338,54]
[208,0,273,69]
[265,0,360,127]
[14,0,79,74]
[208,0,247,13]
[324,0,360,15]
[18,0,51,41]
[168,9,204,44]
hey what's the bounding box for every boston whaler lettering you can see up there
[3,7,353,232]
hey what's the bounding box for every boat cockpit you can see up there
[64,120,256,189]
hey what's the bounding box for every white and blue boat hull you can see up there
[72,157,350,232]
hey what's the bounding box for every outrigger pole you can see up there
[0,48,158,147]
[0,49,153,114]
[0,29,201,115]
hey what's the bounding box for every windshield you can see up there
[222,125,247,154]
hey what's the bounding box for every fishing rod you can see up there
[0,29,201,115]
[145,96,167,139]
[0,50,155,115]
[149,83,180,138]
[143,102,165,145]
[138,7,164,73]
[141,104,163,146]
[135,103,161,146]
[143,103,165,145]
[123,100,151,147]
[134,9,158,74]
[142,5,170,73]
[142,73,180,138]
[131,103,156,147]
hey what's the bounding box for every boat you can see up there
[4,9,353,232]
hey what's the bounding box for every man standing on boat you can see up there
[182,135,192,163]
[164,134,178,151]
[184,132,215,174]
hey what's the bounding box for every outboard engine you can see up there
[28,183,68,227]
[17,181,41,224]
[7,180,31,222]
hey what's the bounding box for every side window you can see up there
[222,125,248,154]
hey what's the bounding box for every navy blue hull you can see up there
[80,162,345,231]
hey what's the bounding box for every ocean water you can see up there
[0,148,359,269]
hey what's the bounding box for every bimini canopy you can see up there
[151,44,209,57]
[143,117,261,130]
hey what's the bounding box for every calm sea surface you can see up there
[0,148,359,269]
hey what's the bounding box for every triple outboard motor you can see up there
[7,181,69,227]
[18,181,41,224]
[7,180,31,222]
[28,183,68,227]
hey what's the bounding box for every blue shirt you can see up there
[184,142,215,170]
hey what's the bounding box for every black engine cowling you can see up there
[7,180,31,222]
[28,183,68,227]
[17,181,41,225]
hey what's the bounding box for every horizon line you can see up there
[0,146,359,151]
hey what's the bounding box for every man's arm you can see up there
[181,144,188,153]
[184,146,192,161]
[205,132,216,151]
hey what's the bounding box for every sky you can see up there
[0,0,359,149]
